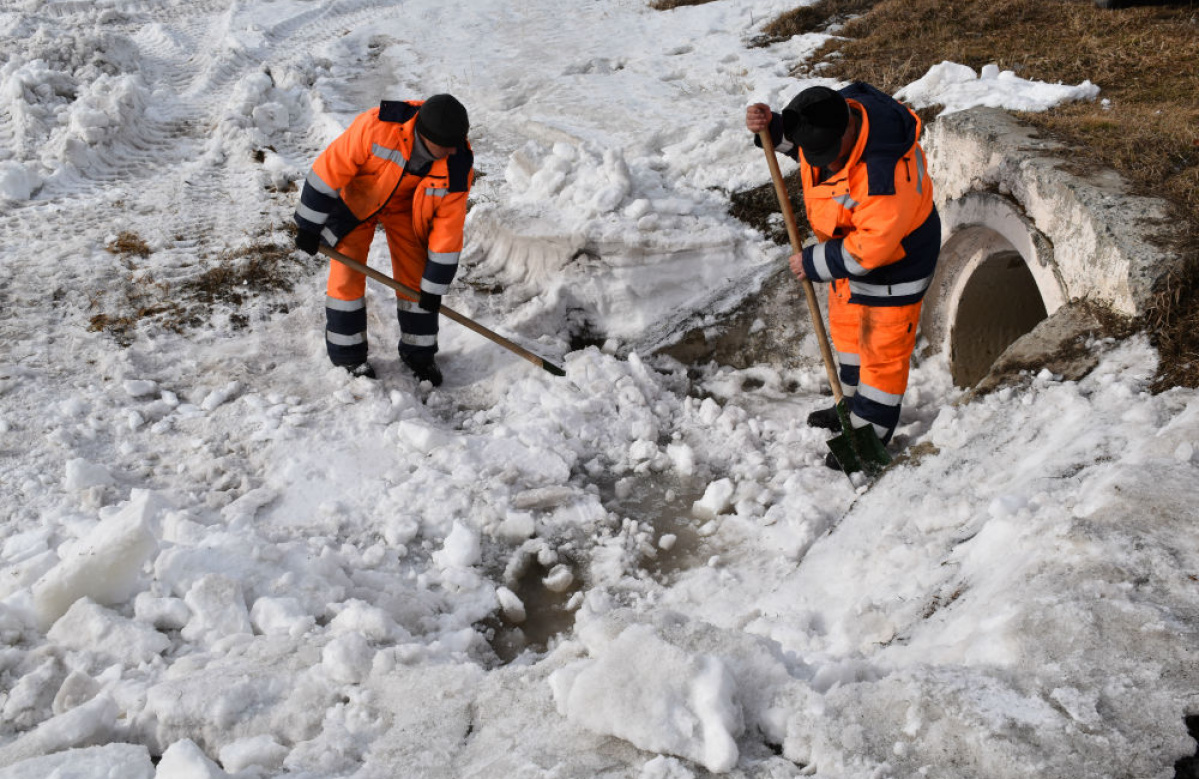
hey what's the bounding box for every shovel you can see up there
[758,130,891,477]
[318,245,566,377]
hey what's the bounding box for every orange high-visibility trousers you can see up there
[827,278,922,443]
[327,174,425,304]
[324,180,438,365]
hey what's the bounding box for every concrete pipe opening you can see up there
[923,192,1066,389]
[949,250,1048,387]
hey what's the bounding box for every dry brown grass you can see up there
[754,0,881,44]
[106,230,151,258]
[89,235,319,344]
[739,0,1199,388]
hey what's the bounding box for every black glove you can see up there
[295,229,320,256]
[419,290,442,315]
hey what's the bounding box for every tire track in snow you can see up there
[0,0,436,376]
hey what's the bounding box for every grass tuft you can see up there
[106,230,151,258]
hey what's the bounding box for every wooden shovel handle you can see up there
[318,245,565,377]
[758,130,843,403]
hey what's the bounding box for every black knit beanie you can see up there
[415,94,469,148]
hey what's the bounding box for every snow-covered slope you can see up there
[1,1,1195,777]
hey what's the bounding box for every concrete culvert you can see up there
[921,107,1180,392]
[910,188,1065,389]
[950,249,1049,387]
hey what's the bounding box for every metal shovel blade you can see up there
[826,401,892,477]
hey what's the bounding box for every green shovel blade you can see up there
[826,434,864,475]
[826,401,892,478]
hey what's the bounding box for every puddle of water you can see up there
[601,473,709,579]
[486,558,580,664]
[485,473,714,664]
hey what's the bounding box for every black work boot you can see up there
[807,405,842,431]
[401,352,443,386]
[341,362,377,380]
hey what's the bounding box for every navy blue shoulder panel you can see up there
[447,147,473,193]
[841,82,918,197]
[379,100,420,123]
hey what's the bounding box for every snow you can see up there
[0,0,1195,777]
[896,61,1102,116]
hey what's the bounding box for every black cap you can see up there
[415,94,469,148]
[782,86,849,167]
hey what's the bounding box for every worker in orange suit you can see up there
[746,83,940,469]
[294,94,474,386]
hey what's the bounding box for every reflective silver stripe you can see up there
[837,351,860,366]
[776,138,795,155]
[296,203,329,225]
[834,194,859,210]
[421,280,450,295]
[326,331,365,346]
[842,248,869,277]
[325,295,365,311]
[858,381,904,407]
[372,143,408,167]
[427,250,459,266]
[810,242,832,280]
[425,187,448,197]
[915,147,927,195]
[849,275,932,298]
[401,333,437,347]
[396,298,423,313]
[321,227,338,246]
[841,384,857,398]
[850,411,889,439]
[306,170,338,196]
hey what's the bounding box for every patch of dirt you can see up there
[655,264,815,370]
[648,0,718,9]
[728,172,808,247]
[89,231,322,345]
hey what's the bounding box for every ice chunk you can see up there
[692,478,733,521]
[0,694,121,767]
[434,521,481,569]
[32,490,164,630]
[181,574,252,643]
[48,599,170,665]
[122,379,159,398]
[550,623,742,772]
[322,631,374,684]
[63,458,115,490]
[496,586,527,623]
[157,738,229,778]
[250,596,315,638]
[219,734,289,773]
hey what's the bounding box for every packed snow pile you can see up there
[896,61,1100,115]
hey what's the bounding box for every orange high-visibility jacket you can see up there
[769,83,940,307]
[294,100,474,296]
